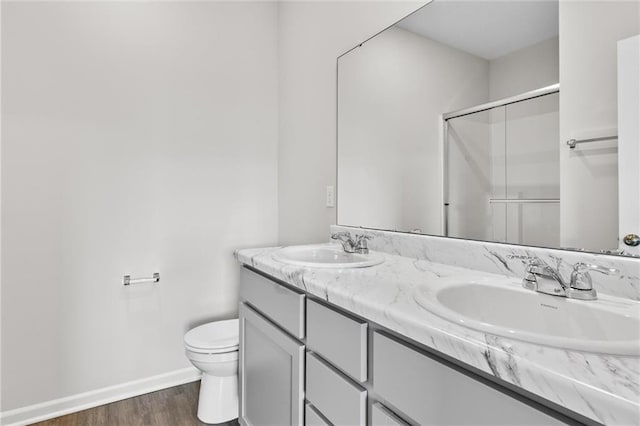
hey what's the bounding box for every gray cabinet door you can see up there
[239,303,304,426]
[373,332,565,426]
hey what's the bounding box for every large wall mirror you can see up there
[337,0,640,256]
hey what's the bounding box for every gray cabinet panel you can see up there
[371,403,408,426]
[305,402,332,426]
[240,267,305,339]
[239,303,304,426]
[307,299,368,382]
[372,332,565,426]
[306,352,366,426]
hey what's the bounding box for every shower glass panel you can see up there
[446,92,560,246]
[446,107,504,241]
[504,92,560,247]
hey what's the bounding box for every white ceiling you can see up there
[396,0,559,60]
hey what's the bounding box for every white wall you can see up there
[1,1,278,413]
[338,27,489,234]
[278,1,426,245]
[489,36,559,101]
[618,35,640,255]
[559,1,639,251]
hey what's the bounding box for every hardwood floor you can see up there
[31,381,240,426]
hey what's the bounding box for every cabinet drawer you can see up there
[305,402,331,426]
[371,403,409,426]
[372,332,565,425]
[307,299,367,382]
[306,352,366,426]
[240,267,305,339]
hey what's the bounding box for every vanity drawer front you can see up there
[371,403,409,426]
[372,332,565,425]
[305,402,331,426]
[306,299,368,382]
[240,267,305,339]
[306,352,367,426]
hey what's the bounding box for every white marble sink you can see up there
[272,244,384,268]
[414,277,640,355]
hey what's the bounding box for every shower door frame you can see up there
[441,83,560,237]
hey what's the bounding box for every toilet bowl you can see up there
[184,319,239,424]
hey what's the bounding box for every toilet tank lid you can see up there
[184,318,239,350]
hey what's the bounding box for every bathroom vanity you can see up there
[236,2,640,424]
[235,230,640,426]
[239,267,565,425]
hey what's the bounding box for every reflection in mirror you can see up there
[337,0,640,255]
[445,89,560,248]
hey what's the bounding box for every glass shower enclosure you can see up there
[444,87,560,247]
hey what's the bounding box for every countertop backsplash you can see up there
[331,225,640,301]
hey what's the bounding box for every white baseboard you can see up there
[0,367,201,426]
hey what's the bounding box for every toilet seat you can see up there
[184,318,239,352]
[185,343,239,354]
[185,346,239,364]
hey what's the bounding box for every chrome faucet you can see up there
[330,232,371,254]
[523,258,567,296]
[508,255,618,301]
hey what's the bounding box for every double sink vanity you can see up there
[235,1,640,424]
[235,227,640,426]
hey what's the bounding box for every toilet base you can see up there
[197,373,238,424]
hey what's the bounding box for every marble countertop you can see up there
[236,244,640,426]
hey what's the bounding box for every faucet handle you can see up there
[572,262,618,275]
[354,234,371,253]
[570,262,618,291]
[331,231,351,241]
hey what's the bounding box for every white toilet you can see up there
[184,319,239,424]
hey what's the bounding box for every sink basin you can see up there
[272,244,384,269]
[414,278,640,355]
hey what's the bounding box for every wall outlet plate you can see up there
[326,185,335,208]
